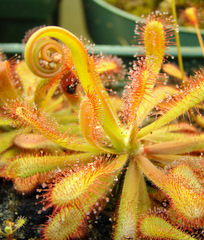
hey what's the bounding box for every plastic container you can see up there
[0,43,203,71]
[82,0,204,46]
[0,0,59,43]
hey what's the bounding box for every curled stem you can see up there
[24,26,128,151]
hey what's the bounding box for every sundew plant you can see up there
[0,11,204,240]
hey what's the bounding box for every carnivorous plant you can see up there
[0,11,204,239]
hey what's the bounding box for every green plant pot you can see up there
[0,0,59,43]
[82,0,204,46]
[0,43,203,74]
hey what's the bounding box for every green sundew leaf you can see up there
[129,86,178,144]
[60,123,81,136]
[148,122,198,133]
[144,19,166,76]
[79,97,114,152]
[136,155,166,189]
[136,85,178,126]
[140,216,196,240]
[0,61,18,102]
[147,154,185,165]
[34,78,52,108]
[138,73,204,138]
[0,130,17,153]
[6,152,98,179]
[50,154,128,209]
[143,131,195,143]
[0,117,13,126]
[53,110,78,124]
[144,133,204,155]
[0,147,21,177]
[127,63,158,124]
[34,76,62,110]
[192,114,204,128]
[147,154,204,168]
[1,147,21,162]
[12,104,101,153]
[44,155,128,240]
[44,95,65,113]
[39,79,60,110]
[15,216,27,229]
[114,159,150,240]
[43,206,85,240]
[56,115,79,125]
[13,134,58,149]
[164,165,204,221]
[16,60,40,99]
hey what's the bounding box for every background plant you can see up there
[105,0,204,28]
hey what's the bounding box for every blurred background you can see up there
[59,0,91,40]
[0,0,90,43]
[1,0,204,66]
[1,0,203,45]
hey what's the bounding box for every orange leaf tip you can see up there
[184,7,198,25]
